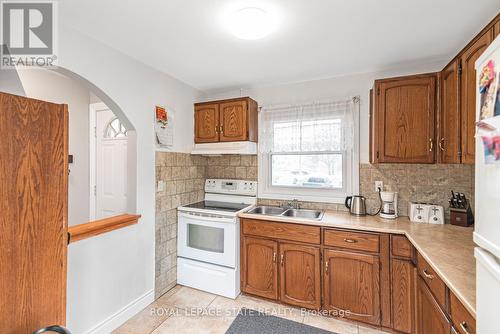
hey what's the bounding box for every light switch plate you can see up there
[157,180,165,192]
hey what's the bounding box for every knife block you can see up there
[450,205,474,227]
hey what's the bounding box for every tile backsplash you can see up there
[155,152,207,298]
[206,155,258,180]
[359,163,474,220]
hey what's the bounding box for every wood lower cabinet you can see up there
[439,60,461,163]
[194,103,219,143]
[323,249,381,326]
[416,276,451,334]
[460,28,494,164]
[194,97,258,144]
[279,243,321,309]
[241,237,278,300]
[391,259,416,333]
[372,74,436,163]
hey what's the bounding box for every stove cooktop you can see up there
[182,201,250,213]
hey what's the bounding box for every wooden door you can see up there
[219,100,248,142]
[391,259,416,334]
[279,243,321,309]
[375,74,436,163]
[241,237,278,300]
[416,277,451,334]
[439,61,461,163]
[0,92,68,333]
[323,249,381,326]
[460,29,493,164]
[194,103,219,143]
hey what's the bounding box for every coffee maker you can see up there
[380,191,398,219]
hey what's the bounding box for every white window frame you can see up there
[258,102,360,204]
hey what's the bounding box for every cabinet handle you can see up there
[459,321,471,334]
[344,238,357,243]
[439,138,445,151]
[280,254,284,266]
[325,261,329,274]
[422,269,435,280]
[219,125,224,133]
[429,138,434,151]
[215,126,219,133]
[273,252,276,263]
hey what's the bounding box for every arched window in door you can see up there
[104,117,128,138]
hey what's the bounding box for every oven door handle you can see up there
[178,211,234,223]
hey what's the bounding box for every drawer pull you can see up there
[459,321,470,334]
[344,238,358,243]
[422,269,435,280]
[272,252,276,263]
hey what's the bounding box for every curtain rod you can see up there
[259,95,360,111]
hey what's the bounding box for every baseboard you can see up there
[84,289,154,334]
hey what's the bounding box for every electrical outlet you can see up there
[157,180,165,192]
[375,181,383,192]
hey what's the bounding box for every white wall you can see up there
[55,27,203,333]
[16,69,91,226]
[206,61,445,163]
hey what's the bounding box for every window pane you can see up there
[271,154,343,189]
[273,118,342,152]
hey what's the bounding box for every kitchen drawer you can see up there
[323,229,380,253]
[417,252,446,309]
[241,219,320,244]
[450,292,476,334]
[391,235,413,259]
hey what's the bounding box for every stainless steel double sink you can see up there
[246,206,325,221]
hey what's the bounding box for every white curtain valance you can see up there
[259,97,358,154]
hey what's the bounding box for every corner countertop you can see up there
[238,210,476,318]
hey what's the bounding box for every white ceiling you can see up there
[61,0,500,92]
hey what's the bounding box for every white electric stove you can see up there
[177,179,257,298]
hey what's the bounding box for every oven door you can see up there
[177,211,237,268]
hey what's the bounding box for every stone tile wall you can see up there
[359,163,474,220]
[155,152,207,298]
[205,155,258,180]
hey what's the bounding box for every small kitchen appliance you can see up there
[409,202,444,224]
[380,191,398,219]
[344,195,367,216]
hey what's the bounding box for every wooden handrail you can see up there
[68,214,141,244]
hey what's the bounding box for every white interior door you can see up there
[96,109,128,219]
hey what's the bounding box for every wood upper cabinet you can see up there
[460,29,493,164]
[241,237,278,300]
[416,276,451,334]
[279,243,321,309]
[439,60,461,163]
[194,103,219,143]
[194,97,258,144]
[372,74,437,163]
[220,100,248,142]
[495,19,500,38]
[323,249,381,326]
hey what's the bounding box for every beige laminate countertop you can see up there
[238,210,476,318]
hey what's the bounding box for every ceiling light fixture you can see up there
[223,5,280,40]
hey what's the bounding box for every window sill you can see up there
[68,214,141,244]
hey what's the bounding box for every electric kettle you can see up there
[345,195,367,216]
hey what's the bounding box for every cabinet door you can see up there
[439,61,461,163]
[375,75,436,163]
[194,104,219,143]
[494,20,500,39]
[391,259,416,334]
[279,243,321,309]
[241,237,278,300]
[460,29,493,164]
[323,249,381,326]
[219,100,248,142]
[416,277,451,334]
